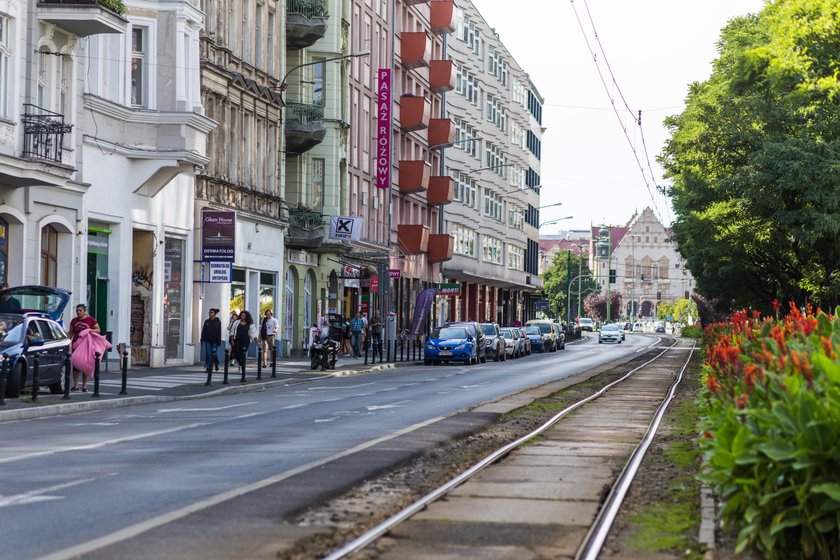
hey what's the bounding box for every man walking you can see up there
[349,311,364,358]
[260,309,279,367]
[200,308,222,373]
[369,313,383,361]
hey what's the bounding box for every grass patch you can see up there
[625,502,701,556]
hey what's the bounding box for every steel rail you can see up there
[323,338,681,560]
[576,339,697,560]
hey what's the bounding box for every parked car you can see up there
[499,328,521,358]
[479,322,505,362]
[612,323,626,341]
[424,326,478,366]
[579,317,594,332]
[445,322,486,363]
[623,322,633,332]
[599,323,623,344]
[655,324,666,333]
[517,328,531,355]
[0,285,73,398]
[524,319,557,351]
[633,322,645,333]
[522,325,546,352]
[551,322,566,350]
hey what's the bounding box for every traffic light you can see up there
[609,269,616,284]
[657,291,661,301]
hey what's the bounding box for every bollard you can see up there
[92,352,101,397]
[223,348,230,385]
[63,351,71,400]
[256,347,263,380]
[120,350,128,395]
[239,347,246,383]
[364,341,369,365]
[386,339,391,362]
[205,349,213,386]
[31,354,40,402]
[270,346,277,378]
[400,339,404,362]
[0,355,7,406]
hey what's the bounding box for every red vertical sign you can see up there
[370,275,379,294]
[376,69,392,189]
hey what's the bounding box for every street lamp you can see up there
[278,50,371,94]
[539,215,574,228]
[537,202,563,210]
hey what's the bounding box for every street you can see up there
[0,334,656,560]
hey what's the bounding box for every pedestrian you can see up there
[232,310,258,367]
[0,282,21,313]
[341,316,352,356]
[226,309,240,365]
[69,304,101,392]
[200,308,222,374]
[260,309,279,366]
[349,311,364,358]
[369,313,383,359]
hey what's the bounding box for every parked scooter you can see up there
[310,336,339,371]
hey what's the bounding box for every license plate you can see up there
[438,351,452,356]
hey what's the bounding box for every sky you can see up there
[470,0,766,234]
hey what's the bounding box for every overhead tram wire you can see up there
[569,0,666,224]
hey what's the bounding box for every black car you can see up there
[0,286,72,398]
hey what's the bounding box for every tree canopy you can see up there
[661,0,840,313]
[541,250,597,320]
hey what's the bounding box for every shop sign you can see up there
[370,275,379,294]
[208,262,232,283]
[328,216,364,241]
[388,269,401,279]
[201,210,236,262]
[437,283,461,296]
[360,278,371,288]
[376,68,392,190]
[338,264,361,279]
[87,234,109,255]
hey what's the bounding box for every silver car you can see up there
[599,323,623,344]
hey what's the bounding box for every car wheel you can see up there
[599,339,603,344]
[6,360,23,398]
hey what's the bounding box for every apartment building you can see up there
[441,0,543,326]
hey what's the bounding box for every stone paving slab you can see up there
[450,480,609,501]
[413,496,598,526]
[468,465,613,484]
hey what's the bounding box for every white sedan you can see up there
[599,323,623,344]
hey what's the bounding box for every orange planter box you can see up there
[428,118,455,149]
[429,59,456,93]
[400,95,430,132]
[398,224,430,254]
[398,160,431,194]
[427,176,454,205]
[427,234,454,263]
[401,32,431,69]
[430,0,456,34]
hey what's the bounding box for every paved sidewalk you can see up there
[0,353,403,422]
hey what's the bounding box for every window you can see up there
[507,245,524,270]
[40,225,59,287]
[60,53,71,117]
[0,15,10,120]
[131,27,148,107]
[527,90,543,124]
[313,59,325,107]
[508,205,524,230]
[453,117,477,158]
[312,158,325,209]
[460,16,481,55]
[526,130,541,159]
[37,48,49,108]
[484,190,503,222]
[482,235,502,265]
[485,143,506,177]
[485,95,506,131]
[451,224,476,257]
[487,50,508,85]
[455,65,479,105]
[455,173,477,208]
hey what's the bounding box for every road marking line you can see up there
[0,477,96,508]
[38,414,448,560]
[154,402,257,413]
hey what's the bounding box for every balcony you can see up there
[428,118,454,149]
[37,0,128,37]
[287,210,325,250]
[429,60,456,93]
[398,160,431,195]
[427,176,454,205]
[22,104,73,164]
[427,234,454,263]
[400,32,431,69]
[399,95,429,132]
[397,224,429,255]
[285,102,326,154]
[286,0,329,49]
[430,0,456,34]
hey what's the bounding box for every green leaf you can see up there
[757,441,797,461]
[812,483,840,501]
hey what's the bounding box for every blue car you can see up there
[522,326,545,353]
[424,326,477,366]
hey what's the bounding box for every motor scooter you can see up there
[310,336,339,371]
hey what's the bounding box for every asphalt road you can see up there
[0,333,657,560]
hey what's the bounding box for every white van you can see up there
[632,322,644,333]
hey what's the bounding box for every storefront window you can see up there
[164,237,184,360]
[259,272,275,317]
[230,268,246,314]
[40,225,58,287]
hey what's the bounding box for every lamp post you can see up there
[278,50,371,95]
[538,215,574,229]
[595,225,612,323]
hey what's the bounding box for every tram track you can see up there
[322,337,697,559]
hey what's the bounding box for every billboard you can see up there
[201,211,236,262]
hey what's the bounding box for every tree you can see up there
[541,250,597,320]
[673,298,699,323]
[661,0,840,313]
[583,292,622,322]
[656,302,675,322]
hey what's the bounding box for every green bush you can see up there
[681,324,703,338]
[98,0,126,14]
[699,307,840,559]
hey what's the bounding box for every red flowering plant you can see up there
[699,303,840,559]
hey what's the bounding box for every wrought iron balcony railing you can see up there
[22,104,73,164]
[286,102,324,124]
[286,0,328,18]
[288,209,323,230]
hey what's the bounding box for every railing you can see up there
[288,210,323,230]
[39,0,127,14]
[286,102,324,124]
[287,0,328,18]
[22,104,73,164]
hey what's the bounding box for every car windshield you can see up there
[531,323,551,334]
[0,316,25,345]
[523,326,540,335]
[480,325,496,335]
[433,327,467,339]
[580,318,593,325]
[603,324,620,331]
[500,329,514,338]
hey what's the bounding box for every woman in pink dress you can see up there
[69,304,100,391]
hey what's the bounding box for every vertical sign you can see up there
[376,68,392,189]
[201,210,236,262]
